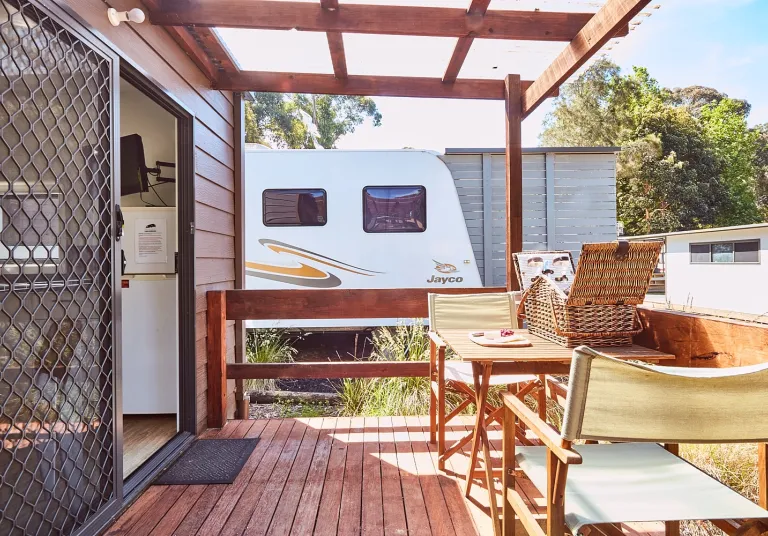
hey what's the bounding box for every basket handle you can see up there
[548,295,645,338]
[515,285,535,321]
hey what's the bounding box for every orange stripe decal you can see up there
[266,244,375,277]
[245,260,329,279]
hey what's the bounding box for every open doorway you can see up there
[118,77,179,479]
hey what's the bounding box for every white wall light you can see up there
[107,7,146,27]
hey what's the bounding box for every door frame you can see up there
[118,64,198,499]
[10,2,125,535]
[24,2,200,532]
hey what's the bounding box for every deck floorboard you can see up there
[109,417,665,536]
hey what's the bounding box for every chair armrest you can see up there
[502,392,582,465]
[428,331,446,349]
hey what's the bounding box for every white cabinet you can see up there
[121,276,177,414]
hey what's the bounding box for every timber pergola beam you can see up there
[148,0,625,42]
[144,0,239,83]
[214,71,543,99]
[522,0,652,118]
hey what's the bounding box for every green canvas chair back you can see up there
[562,346,768,443]
[428,292,518,331]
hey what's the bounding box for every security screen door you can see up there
[0,1,121,534]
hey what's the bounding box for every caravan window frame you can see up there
[262,188,328,227]
[362,185,427,234]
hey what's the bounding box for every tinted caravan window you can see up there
[263,189,327,226]
[363,186,426,233]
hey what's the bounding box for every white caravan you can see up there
[245,147,619,328]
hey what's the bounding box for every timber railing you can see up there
[206,287,505,427]
[206,288,768,428]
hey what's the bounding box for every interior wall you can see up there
[62,0,238,434]
[120,79,176,207]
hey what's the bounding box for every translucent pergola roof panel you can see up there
[336,0,606,12]
[343,34,457,78]
[217,28,333,74]
[459,39,566,80]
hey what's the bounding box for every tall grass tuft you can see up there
[339,321,433,416]
[245,328,297,392]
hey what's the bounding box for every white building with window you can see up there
[627,223,768,318]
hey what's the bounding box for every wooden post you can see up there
[505,74,523,291]
[502,403,516,536]
[759,443,768,509]
[207,290,228,428]
[233,92,248,420]
[546,450,566,536]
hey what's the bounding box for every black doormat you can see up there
[154,438,259,485]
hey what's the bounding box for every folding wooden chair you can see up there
[427,292,538,472]
[501,346,768,536]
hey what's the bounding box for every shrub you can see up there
[245,328,297,392]
[339,321,432,416]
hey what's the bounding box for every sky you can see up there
[219,0,768,150]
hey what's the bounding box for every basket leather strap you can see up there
[614,240,630,260]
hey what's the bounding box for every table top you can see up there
[436,329,675,363]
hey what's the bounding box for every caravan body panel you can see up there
[244,149,482,328]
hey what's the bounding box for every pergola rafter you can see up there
[522,0,652,117]
[320,0,348,79]
[443,0,492,84]
[148,0,654,289]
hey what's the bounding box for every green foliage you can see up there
[245,93,381,149]
[541,58,765,234]
[338,321,432,417]
[756,124,768,218]
[699,100,761,225]
[245,328,298,392]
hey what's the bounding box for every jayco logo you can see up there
[427,275,464,284]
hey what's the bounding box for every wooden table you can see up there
[436,328,675,536]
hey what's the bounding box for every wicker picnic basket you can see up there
[515,241,663,347]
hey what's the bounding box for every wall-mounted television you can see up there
[120,134,150,196]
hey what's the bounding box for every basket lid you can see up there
[567,241,663,306]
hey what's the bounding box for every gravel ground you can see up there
[249,402,341,420]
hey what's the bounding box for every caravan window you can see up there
[363,186,426,233]
[263,189,327,227]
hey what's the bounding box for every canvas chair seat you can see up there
[516,443,768,535]
[443,361,535,386]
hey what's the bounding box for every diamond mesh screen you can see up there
[0,1,116,534]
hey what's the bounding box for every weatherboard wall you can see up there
[61,0,238,433]
[441,150,618,287]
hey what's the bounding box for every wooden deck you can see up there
[108,416,664,536]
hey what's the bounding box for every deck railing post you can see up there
[207,290,228,428]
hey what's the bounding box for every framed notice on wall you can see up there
[135,218,168,264]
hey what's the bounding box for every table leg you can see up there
[537,374,547,422]
[465,361,492,498]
